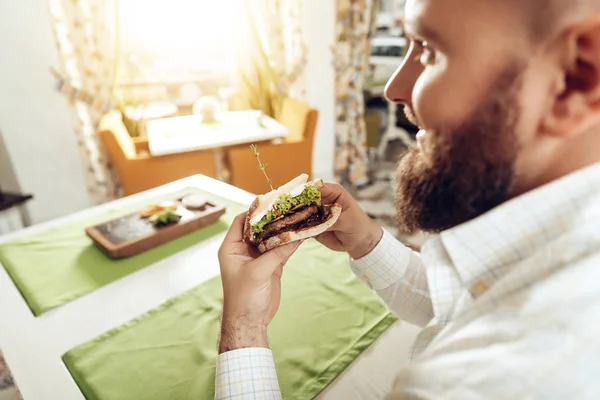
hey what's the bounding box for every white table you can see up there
[0,175,420,400]
[146,111,290,157]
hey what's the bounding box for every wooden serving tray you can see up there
[86,197,226,259]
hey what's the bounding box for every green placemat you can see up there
[0,189,245,316]
[63,240,397,400]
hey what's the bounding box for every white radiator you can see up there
[0,207,24,236]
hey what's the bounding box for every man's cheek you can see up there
[413,77,459,129]
[514,67,549,144]
[413,70,484,130]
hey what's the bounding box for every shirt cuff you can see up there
[350,229,411,291]
[215,348,282,400]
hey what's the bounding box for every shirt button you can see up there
[471,281,489,297]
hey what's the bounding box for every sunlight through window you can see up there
[116,0,241,83]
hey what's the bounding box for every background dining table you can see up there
[146,111,290,181]
[0,175,420,399]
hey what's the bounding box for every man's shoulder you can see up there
[426,248,600,358]
[500,230,600,313]
[480,244,600,337]
[444,236,600,340]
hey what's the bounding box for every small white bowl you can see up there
[181,194,208,209]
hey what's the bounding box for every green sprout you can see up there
[250,144,274,191]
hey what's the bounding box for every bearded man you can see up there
[216,0,600,398]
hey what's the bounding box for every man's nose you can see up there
[384,54,422,105]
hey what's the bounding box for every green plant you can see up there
[250,144,273,191]
[235,3,285,119]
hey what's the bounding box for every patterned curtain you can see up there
[48,0,121,203]
[333,0,379,186]
[233,0,308,119]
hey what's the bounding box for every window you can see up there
[371,45,405,57]
[371,46,385,56]
[115,0,241,85]
[388,45,405,57]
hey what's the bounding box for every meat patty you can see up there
[254,205,331,242]
[263,205,319,234]
[254,204,335,242]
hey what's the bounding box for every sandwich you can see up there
[243,174,342,253]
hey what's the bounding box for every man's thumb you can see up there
[255,241,301,274]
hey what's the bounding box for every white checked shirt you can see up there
[216,163,600,399]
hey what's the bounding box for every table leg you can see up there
[378,102,415,159]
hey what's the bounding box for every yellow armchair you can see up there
[226,98,319,194]
[98,111,217,195]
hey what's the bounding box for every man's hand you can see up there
[218,213,301,354]
[317,182,383,259]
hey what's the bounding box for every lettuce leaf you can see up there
[252,185,322,233]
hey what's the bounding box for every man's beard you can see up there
[395,65,524,235]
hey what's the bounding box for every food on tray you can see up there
[139,203,182,227]
[181,194,208,209]
[148,208,182,227]
[139,204,165,218]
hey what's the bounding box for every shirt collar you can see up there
[439,162,600,298]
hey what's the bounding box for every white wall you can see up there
[0,1,92,224]
[0,0,335,225]
[303,0,336,182]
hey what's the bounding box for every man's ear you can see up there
[542,15,600,138]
